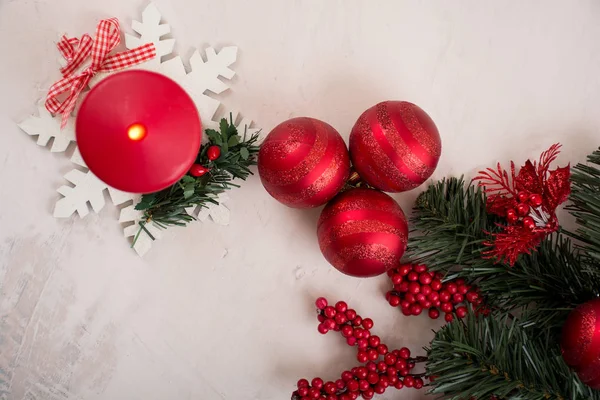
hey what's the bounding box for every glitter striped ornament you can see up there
[349,101,442,193]
[258,117,351,208]
[317,188,408,278]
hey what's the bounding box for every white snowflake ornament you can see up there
[18,105,75,152]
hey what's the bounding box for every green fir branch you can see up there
[426,311,600,400]
[132,115,260,243]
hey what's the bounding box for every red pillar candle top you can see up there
[76,70,201,193]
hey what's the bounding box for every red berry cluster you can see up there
[292,298,426,400]
[506,191,543,230]
[385,264,488,323]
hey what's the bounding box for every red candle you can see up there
[76,70,201,193]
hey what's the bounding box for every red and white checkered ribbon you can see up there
[45,18,156,128]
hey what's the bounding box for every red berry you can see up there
[345,309,357,320]
[517,191,529,203]
[434,300,441,307]
[342,371,353,382]
[333,325,341,332]
[356,367,368,379]
[388,374,398,385]
[466,292,479,303]
[368,336,381,348]
[367,372,379,384]
[428,291,439,302]
[189,164,209,177]
[407,271,419,282]
[414,377,424,389]
[419,273,432,285]
[415,293,426,303]
[335,301,348,313]
[397,281,410,292]
[387,268,397,277]
[523,216,536,230]
[377,361,387,372]
[384,353,397,365]
[394,380,404,389]
[347,379,359,392]
[387,366,397,377]
[506,209,518,223]
[336,379,346,389]
[335,313,348,325]
[324,382,337,394]
[401,306,412,316]
[439,290,451,303]
[357,338,369,349]
[399,368,410,377]
[315,297,328,310]
[324,319,336,330]
[368,349,379,361]
[421,285,432,296]
[414,264,427,273]
[327,395,338,400]
[452,293,464,304]
[342,325,354,338]
[317,323,329,334]
[456,278,465,285]
[391,274,403,285]
[324,306,336,318]
[379,376,390,387]
[411,304,423,315]
[403,376,415,387]
[347,336,357,346]
[517,203,530,216]
[400,300,411,309]
[441,302,453,313]
[297,387,309,397]
[399,347,411,359]
[339,394,350,400]
[362,318,374,330]
[445,313,454,322]
[377,344,389,355]
[312,377,324,389]
[366,362,377,372]
[428,307,440,319]
[353,317,362,326]
[405,293,416,304]
[362,389,374,399]
[308,387,320,398]
[456,306,468,318]
[408,362,415,369]
[430,279,443,291]
[421,300,432,308]
[317,315,325,323]
[357,351,368,363]
[374,384,386,394]
[395,359,407,370]
[358,379,370,391]
[398,265,411,276]
[446,283,458,294]
[530,193,543,207]
[458,284,469,295]
[207,145,221,161]
[297,379,310,388]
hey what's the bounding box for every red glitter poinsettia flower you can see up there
[474,144,570,266]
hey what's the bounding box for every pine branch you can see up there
[133,116,260,237]
[426,311,600,400]
[566,147,600,265]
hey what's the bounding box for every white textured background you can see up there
[1,1,600,399]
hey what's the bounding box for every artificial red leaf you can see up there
[483,224,545,266]
[486,195,517,217]
[545,165,571,209]
[515,160,543,194]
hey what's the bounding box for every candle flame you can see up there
[127,123,147,141]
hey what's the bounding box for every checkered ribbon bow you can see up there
[45,18,156,128]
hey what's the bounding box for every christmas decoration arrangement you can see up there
[291,145,600,399]
[18,3,259,256]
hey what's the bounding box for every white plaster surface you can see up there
[1,1,600,399]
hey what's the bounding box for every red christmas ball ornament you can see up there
[207,145,221,161]
[561,298,600,389]
[258,117,351,208]
[317,188,408,277]
[349,101,441,192]
[189,164,209,177]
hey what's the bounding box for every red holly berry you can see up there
[414,264,427,273]
[384,353,397,365]
[395,359,407,370]
[373,384,386,394]
[456,306,468,318]
[358,379,370,391]
[346,336,357,346]
[441,302,453,313]
[458,284,469,295]
[391,274,403,285]
[362,318,374,330]
[323,319,336,330]
[379,375,390,388]
[335,379,346,389]
[355,367,368,379]
[428,291,440,302]
[357,338,368,349]
[347,379,359,392]
[452,293,464,304]
[415,293,426,303]
[411,304,423,315]
[324,381,337,394]
[407,271,419,282]
[315,297,328,310]
[523,216,536,230]
[517,191,529,203]
[394,380,404,389]
[421,284,432,296]
[431,279,443,291]
[377,344,388,355]
[517,203,530,216]
[529,193,543,207]
[324,306,337,318]
[367,372,379,384]
[419,272,432,285]
[445,313,454,322]
[341,325,354,338]
[368,336,381,348]
[399,347,411,359]
[312,377,324,389]
[189,164,209,177]
[366,362,377,372]
[207,145,221,161]
[401,306,412,316]
[414,377,424,389]
[506,208,518,223]
[357,351,368,363]
[345,309,357,320]
[439,290,451,303]
[335,301,348,313]
[403,376,415,387]
[397,281,410,292]
[368,349,379,361]
[446,283,458,294]
[317,323,328,334]
[428,307,440,319]
[400,300,411,309]
[297,379,310,388]
[398,265,411,276]
[466,292,479,303]
[362,388,374,399]
[377,361,387,372]
[353,317,362,326]
[335,313,348,325]
[353,328,364,338]
[297,387,309,397]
